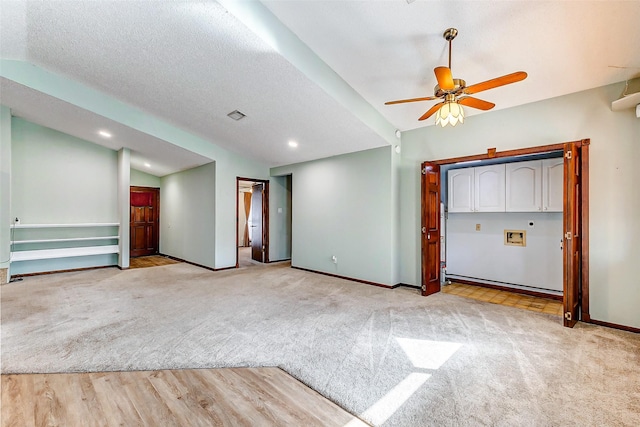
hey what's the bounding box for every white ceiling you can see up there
[1,1,639,175]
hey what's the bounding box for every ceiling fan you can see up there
[385,28,527,126]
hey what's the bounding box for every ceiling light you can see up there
[144,162,151,168]
[435,96,464,127]
[227,110,246,121]
[288,140,298,148]
[98,130,112,138]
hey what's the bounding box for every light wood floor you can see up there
[1,367,368,427]
[129,255,181,269]
[442,283,563,316]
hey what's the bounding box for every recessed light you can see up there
[144,162,151,168]
[288,140,298,148]
[227,110,246,121]
[98,130,112,138]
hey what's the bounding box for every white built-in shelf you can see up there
[11,245,120,262]
[10,223,119,229]
[11,236,120,245]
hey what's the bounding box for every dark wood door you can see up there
[421,162,441,296]
[251,183,264,263]
[130,187,159,258]
[563,144,580,327]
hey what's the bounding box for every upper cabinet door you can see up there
[506,160,542,212]
[543,158,564,212]
[448,168,474,212]
[474,164,506,212]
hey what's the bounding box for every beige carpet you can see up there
[2,263,639,426]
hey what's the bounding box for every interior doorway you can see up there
[236,177,269,267]
[130,186,160,258]
[420,140,590,328]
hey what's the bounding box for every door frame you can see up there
[129,186,160,258]
[421,140,590,325]
[236,177,270,267]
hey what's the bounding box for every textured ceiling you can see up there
[1,1,639,175]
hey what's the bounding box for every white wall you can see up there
[400,82,640,328]
[160,163,216,268]
[446,212,563,292]
[272,146,397,285]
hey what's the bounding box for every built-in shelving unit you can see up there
[9,223,120,275]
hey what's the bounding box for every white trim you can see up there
[11,223,119,229]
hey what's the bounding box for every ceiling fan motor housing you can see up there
[435,79,466,98]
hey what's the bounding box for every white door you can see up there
[506,160,542,212]
[474,164,505,212]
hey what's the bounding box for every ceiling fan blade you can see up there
[458,96,495,110]
[434,67,455,90]
[419,102,444,121]
[464,71,527,95]
[385,96,439,105]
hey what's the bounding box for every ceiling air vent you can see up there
[227,110,246,121]
[611,78,640,117]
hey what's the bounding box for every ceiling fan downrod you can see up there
[443,28,458,70]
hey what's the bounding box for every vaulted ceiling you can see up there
[1,1,638,175]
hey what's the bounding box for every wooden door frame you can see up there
[422,140,590,321]
[129,186,160,257]
[235,177,270,268]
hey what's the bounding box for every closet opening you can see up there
[420,140,589,328]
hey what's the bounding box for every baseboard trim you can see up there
[396,283,421,290]
[11,265,116,279]
[448,277,563,301]
[160,254,222,272]
[587,318,640,334]
[291,266,398,289]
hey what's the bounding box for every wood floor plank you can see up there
[1,368,366,427]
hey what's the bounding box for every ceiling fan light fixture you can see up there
[435,101,464,127]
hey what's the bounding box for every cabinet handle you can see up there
[544,207,548,210]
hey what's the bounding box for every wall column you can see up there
[0,106,11,284]
[118,148,130,269]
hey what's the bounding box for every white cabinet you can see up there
[448,168,474,212]
[448,165,505,212]
[506,161,542,212]
[474,164,505,212]
[504,158,564,212]
[448,157,563,213]
[542,158,563,212]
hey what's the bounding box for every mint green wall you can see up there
[272,146,397,285]
[0,61,270,270]
[268,175,292,261]
[131,168,161,187]
[400,82,640,328]
[9,118,119,275]
[11,118,118,223]
[160,163,216,268]
[0,106,11,276]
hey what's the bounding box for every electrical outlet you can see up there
[475,224,481,231]
[331,255,337,264]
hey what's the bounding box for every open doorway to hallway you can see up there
[236,178,270,268]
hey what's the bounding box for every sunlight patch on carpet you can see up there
[396,337,463,370]
[359,373,431,425]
